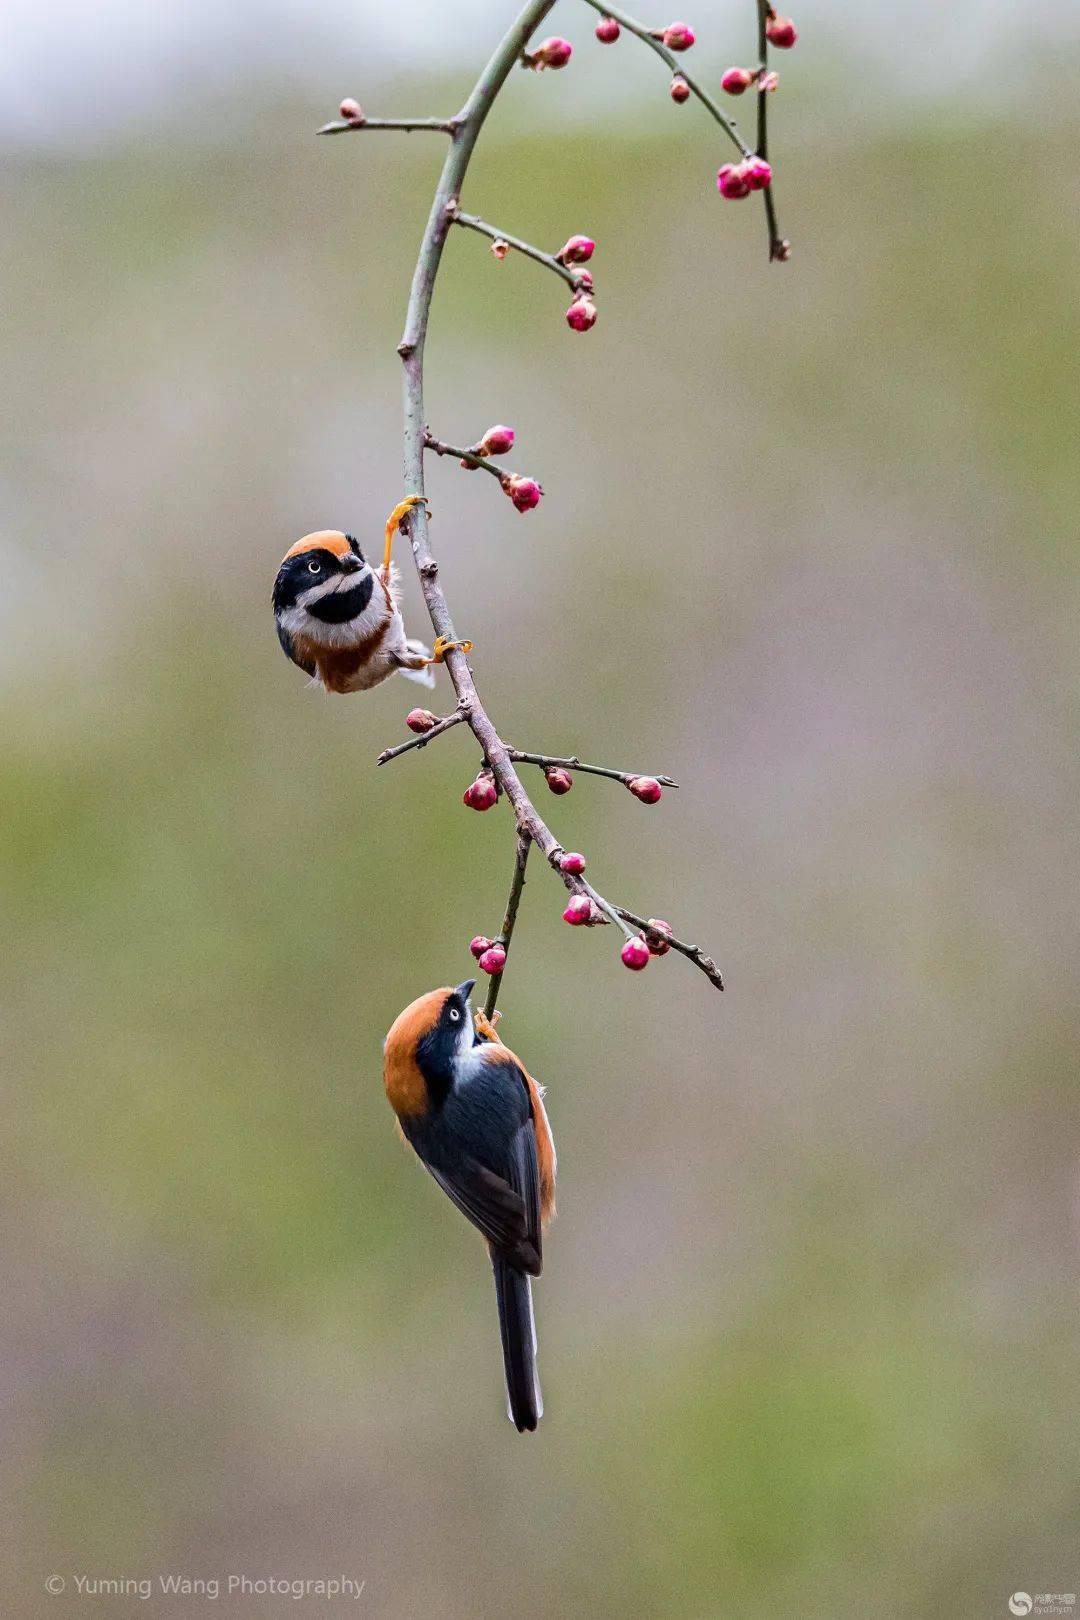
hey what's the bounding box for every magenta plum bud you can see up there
[645,919,673,956]
[560,851,587,876]
[478,944,507,975]
[491,238,510,260]
[621,935,651,971]
[405,707,439,733]
[744,156,772,190]
[766,13,797,47]
[563,895,592,926]
[533,36,573,69]
[571,268,594,293]
[595,15,621,42]
[627,775,663,804]
[670,75,691,103]
[566,294,597,332]
[661,21,696,50]
[721,67,753,95]
[717,163,751,200]
[503,474,543,513]
[544,766,574,796]
[339,97,363,121]
[470,934,493,960]
[559,235,595,265]
[463,770,498,811]
[479,424,515,456]
[759,69,779,92]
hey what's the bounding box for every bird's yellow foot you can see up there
[428,635,473,664]
[475,1009,502,1042]
[382,494,430,574]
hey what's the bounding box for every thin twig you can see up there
[578,0,753,158]
[755,0,785,260]
[376,710,465,766]
[507,749,678,789]
[425,432,507,481]
[318,117,460,136]
[483,831,531,1019]
[614,904,726,990]
[451,209,589,292]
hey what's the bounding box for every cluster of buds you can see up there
[544,766,574,795]
[338,97,364,123]
[405,708,439,734]
[717,156,772,199]
[627,775,663,803]
[469,934,507,975]
[524,36,573,70]
[765,12,797,48]
[501,473,543,513]
[621,921,673,971]
[652,20,695,50]
[463,768,498,811]
[464,423,515,467]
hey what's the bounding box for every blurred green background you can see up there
[3,4,1079,1615]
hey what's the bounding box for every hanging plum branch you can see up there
[319,1,801,1017]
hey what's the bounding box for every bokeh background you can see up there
[3,2,1079,1615]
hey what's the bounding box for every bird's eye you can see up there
[307,559,321,574]
[449,1007,461,1023]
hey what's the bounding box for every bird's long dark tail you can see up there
[492,1254,542,1432]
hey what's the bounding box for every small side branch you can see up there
[507,749,678,789]
[425,432,506,482]
[484,831,532,1019]
[578,0,752,158]
[317,116,461,136]
[755,1,787,260]
[377,710,465,765]
[615,903,726,990]
[451,209,590,291]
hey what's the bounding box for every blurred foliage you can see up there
[2,63,1078,1620]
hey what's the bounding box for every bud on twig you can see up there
[721,67,754,95]
[339,98,364,122]
[595,16,621,42]
[478,944,507,974]
[645,919,673,956]
[526,36,574,70]
[502,474,543,513]
[627,775,663,803]
[566,295,598,332]
[463,769,498,811]
[563,896,592,926]
[557,235,595,265]
[470,935,493,959]
[670,76,691,103]
[405,708,439,733]
[559,851,587,875]
[491,238,510,260]
[660,21,695,51]
[478,424,516,456]
[621,935,651,970]
[766,14,797,48]
[544,766,574,796]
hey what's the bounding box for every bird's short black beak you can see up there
[455,979,476,1002]
[340,554,362,574]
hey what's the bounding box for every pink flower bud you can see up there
[544,766,574,796]
[759,69,779,92]
[503,474,543,513]
[571,268,594,293]
[765,13,797,48]
[478,944,507,974]
[479,424,515,456]
[566,295,597,332]
[595,16,621,42]
[621,935,651,971]
[627,775,663,804]
[491,238,510,260]
[470,935,493,960]
[463,770,498,811]
[721,67,753,95]
[744,156,772,190]
[645,919,673,956]
[661,21,696,50]
[559,234,595,265]
[339,98,363,122]
[534,36,573,69]
[670,76,691,103]
[559,851,587,875]
[405,708,439,733]
[563,895,592,926]
[717,163,751,200]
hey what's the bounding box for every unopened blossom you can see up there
[566,294,597,332]
[503,474,543,512]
